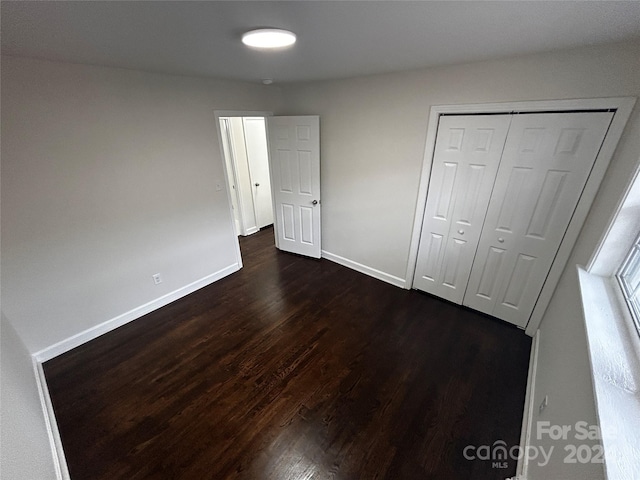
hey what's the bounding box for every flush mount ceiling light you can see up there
[242,29,296,49]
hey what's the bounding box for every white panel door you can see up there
[414,115,512,303]
[267,116,321,258]
[243,117,274,229]
[464,112,614,327]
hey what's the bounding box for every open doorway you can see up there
[216,112,322,264]
[217,113,274,236]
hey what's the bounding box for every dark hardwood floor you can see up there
[45,227,531,480]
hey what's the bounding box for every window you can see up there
[617,230,640,335]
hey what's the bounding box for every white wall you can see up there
[282,40,640,478]
[283,40,640,283]
[1,56,283,355]
[0,56,282,480]
[1,313,57,479]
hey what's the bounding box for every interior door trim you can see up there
[407,97,636,336]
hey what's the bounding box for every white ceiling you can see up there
[2,1,640,85]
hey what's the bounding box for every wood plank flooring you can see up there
[44,227,531,479]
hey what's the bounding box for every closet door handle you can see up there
[255,183,260,187]
[498,237,505,243]
[458,229,465,235]
[312,200,318,205]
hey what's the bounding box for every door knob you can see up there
[255,183,260,187]
[312,200,318,205]
[498,237,505,243]
[458,229,465,235]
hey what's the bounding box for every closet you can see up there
[219,116,274,236]
[414,111,613,328]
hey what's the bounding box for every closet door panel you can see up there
[414,115,511,303]
[463,112,614,326]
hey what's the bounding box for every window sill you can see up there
[577,266,640,479]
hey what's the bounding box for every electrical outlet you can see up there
[539,395,548,415]
[152,273,162,285]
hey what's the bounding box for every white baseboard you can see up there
[30,262,240,479]
[321,250,407,289]
[33,358,70,480]
[33,263,240,362]
[515,329,540,480]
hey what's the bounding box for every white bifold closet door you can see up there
[415,111,613,328]
[413,115,512,303]
[463,112,613,326]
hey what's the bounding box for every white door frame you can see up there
[406,97,636,336]
[214,110,273,268]
[219,117,245,234]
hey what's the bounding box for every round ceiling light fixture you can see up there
[242,28,296,49]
